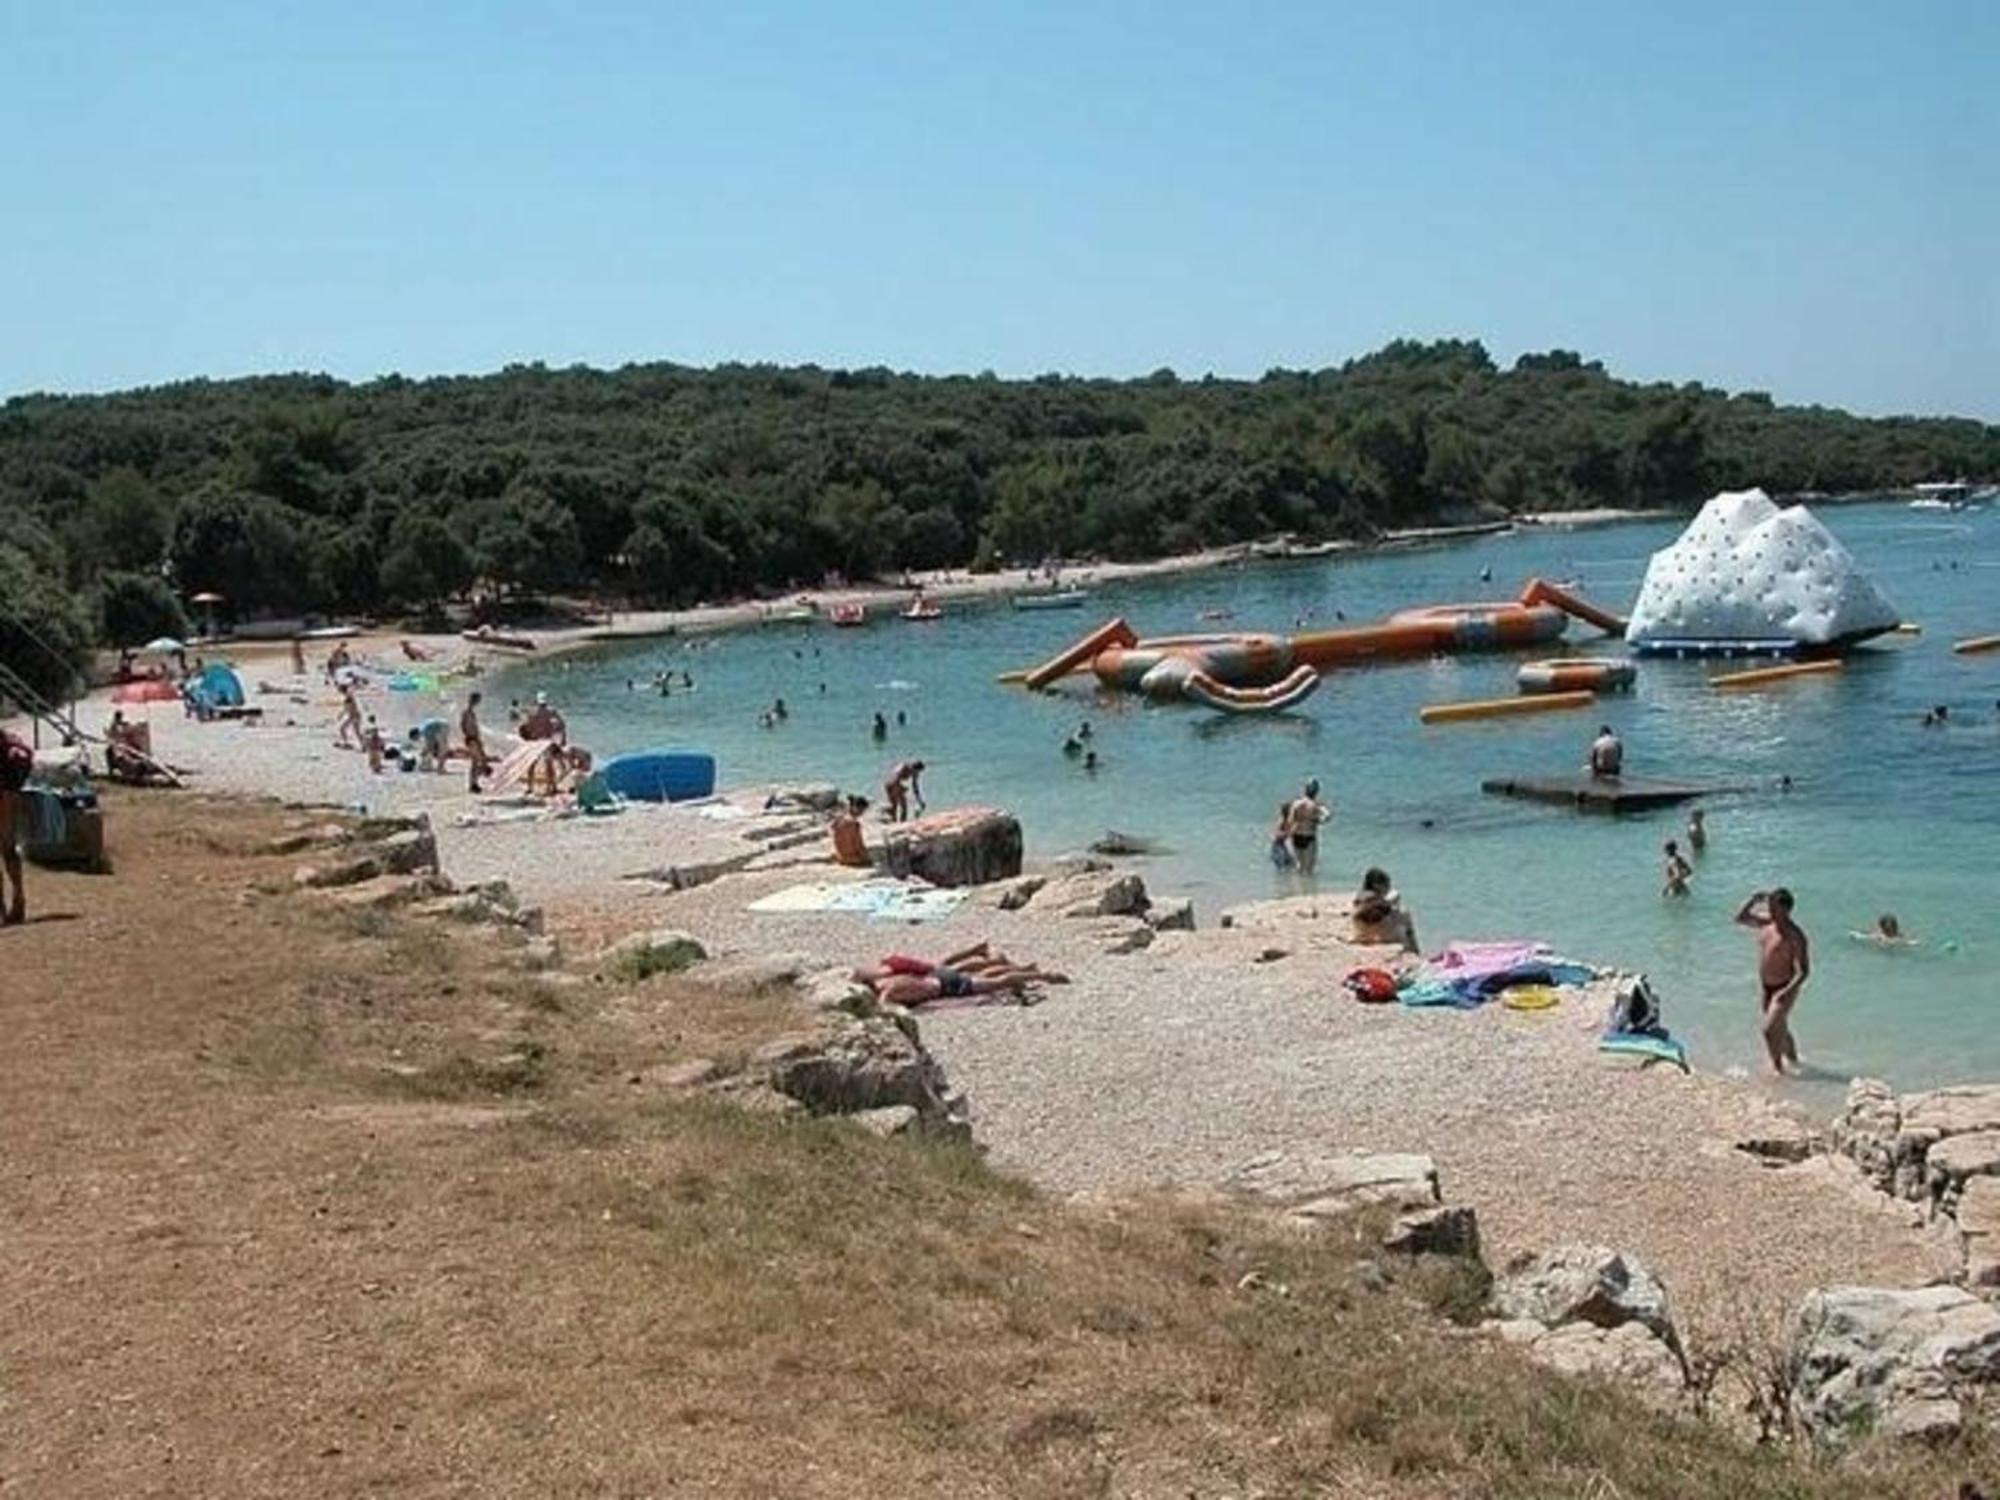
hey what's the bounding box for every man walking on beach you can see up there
[1735,888,1810,1076]
[460,692,492,793]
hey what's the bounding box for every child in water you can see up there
[1661,839,1692,898]
[1850,913,1919,949]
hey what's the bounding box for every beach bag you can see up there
[1608,974,1666,1037]
[1344,967,1400,1005]
[0,730,33,792]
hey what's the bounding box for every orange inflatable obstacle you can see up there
[1710,660,1843,691]
[1420,690,1596,724]
[1020,617,1137,690]
[1008,578,1626,706]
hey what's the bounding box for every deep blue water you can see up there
[509,500,1999,1091]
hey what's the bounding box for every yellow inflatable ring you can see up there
[1501,984,1561,1012]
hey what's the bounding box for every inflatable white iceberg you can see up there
[1625,489,1899,650]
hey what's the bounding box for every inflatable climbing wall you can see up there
[1625,489,1899,651]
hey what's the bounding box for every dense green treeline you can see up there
[3,338,1997,703]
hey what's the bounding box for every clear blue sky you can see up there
[3,1,1994,415]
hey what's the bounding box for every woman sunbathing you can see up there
[853,942,1069,1006]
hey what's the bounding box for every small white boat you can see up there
[1910,481,1975,512]
[1012,589,1091,611]
[901,599,943,621]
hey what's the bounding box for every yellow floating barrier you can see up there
[1419,689,1594,724]
[1710,660,1843,690]
[1952,634,2000,656]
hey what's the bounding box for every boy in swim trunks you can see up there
[1735,887,1810,1076]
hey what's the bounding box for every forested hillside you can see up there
[4,338,1997,699]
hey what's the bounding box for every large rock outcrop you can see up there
[1625,488,1899,648]
[880,807,1023,888]
[761,1014,970,1141]
[1487,1245,1687,1403]
[1832,1078,2000,1287]
[1787,1284,2000,1443]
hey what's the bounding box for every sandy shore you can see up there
[16,678,1957,1344]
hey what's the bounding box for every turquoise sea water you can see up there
[516,500,1998,1092]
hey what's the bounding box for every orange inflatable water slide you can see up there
[1008,578,1625,705]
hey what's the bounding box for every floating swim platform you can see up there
[1629,638,1800,659]
[1481,776,1717,814]
[1710,659,1843,691]
[1420,690,1595,724]
[1952,634,2000,656]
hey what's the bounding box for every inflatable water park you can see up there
[1006,489,1907,717]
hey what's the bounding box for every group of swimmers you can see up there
[1059,721,1099,772]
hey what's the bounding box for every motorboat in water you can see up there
[1012,589,1091,611]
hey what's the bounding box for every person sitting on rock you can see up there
[1588,724,1624,778]
[1350,866,1419,953]
[830,795,872,868]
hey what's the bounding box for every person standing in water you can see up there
[1661,840,1692,897]
[1686,807,1707,853]
[1735,888,1811,1076]
[1283,779,1329,876]
[871,711,888,742]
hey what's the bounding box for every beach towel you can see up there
[748,879,967,923]
[1398,978,1480,1009]
[1427,940,1554,980]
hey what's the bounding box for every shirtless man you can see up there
[884,759,926,823]
[460,691,492,793]
[1587,725,1624,779]
[1736,888,1810,1076]
[1283,779,1329,876]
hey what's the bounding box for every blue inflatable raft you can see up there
[597,750,717,803]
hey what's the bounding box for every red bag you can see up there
[1343,967,1400,1005]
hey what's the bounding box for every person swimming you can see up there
[1850,912,1920,949]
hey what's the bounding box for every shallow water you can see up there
[516,500,1999,1093]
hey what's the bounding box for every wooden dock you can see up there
[1481,775,1715,814]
